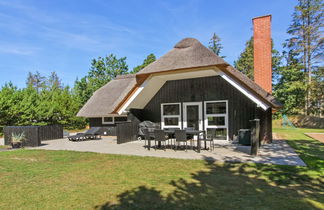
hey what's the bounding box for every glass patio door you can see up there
[183,102,203,130]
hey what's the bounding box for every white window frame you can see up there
[102,116,127,125]
[102,117,114,125]
[204,100,228,140]
[161,103,182,129]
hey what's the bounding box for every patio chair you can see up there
[164,128,180,147]
[154,129,168,151]
[175,130,190,151]
[143,128,155,149]
[205,133,215,151]
[185,127,195,148]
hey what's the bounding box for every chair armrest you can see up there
[206,134,214,140]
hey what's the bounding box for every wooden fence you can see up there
[4,125,63,147]
[38,125,63,141]
[116,121,139,144]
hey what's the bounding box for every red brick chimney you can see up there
[253,15,272,94]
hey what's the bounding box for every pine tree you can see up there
[74,77,92,106]
[131,53,156,74]
[234,38,254,79]
[74,54,129,104]
[18,86,39,125]
[273,51,307,115]
[47,72,62,89]
[208,33,225,58]
[0,83,20,126]
[309,66,324,116]
[234,37,281,81]
[26,71,46,92]
[285,0,323,115]
[88,54,128,91]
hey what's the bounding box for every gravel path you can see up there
[30,136,306,166]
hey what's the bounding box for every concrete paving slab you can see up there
[30,136,306,166]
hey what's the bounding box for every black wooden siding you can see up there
[143,76,258,140]
[89,118,117,136]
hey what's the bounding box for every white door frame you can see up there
[183,102,203,131]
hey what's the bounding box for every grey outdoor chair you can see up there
[184,127,195,147]
[175,130,190,151]
[164,128,180,147]
[205,133,215,151]
[154,129,168,151]
[143,128,155,149]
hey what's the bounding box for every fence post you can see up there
[250,119,260,156]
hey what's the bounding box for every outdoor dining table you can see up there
[147,129,206,153]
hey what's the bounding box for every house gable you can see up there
[117,68,270,114]
[142,76,258,140]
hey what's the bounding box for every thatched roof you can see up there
[137,38,227,75]
[78,37,282,117]
[223,65,282,108]
[77,74,137,117]
[137,37,281,109]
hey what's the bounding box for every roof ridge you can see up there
[116,74,136,79]
[137,37,226,75]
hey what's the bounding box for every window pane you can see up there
[114,117,128,122]
[186,105,199,130]
[103,117,113,122]
[207,128,227,140]
[164,117,179,126]
[207,116,225,126]
[163,104,180,115]
[206,102,226,114]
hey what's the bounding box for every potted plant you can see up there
[11,132,25,148]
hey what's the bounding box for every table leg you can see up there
[198,135,201,153]
[148,139,151,150]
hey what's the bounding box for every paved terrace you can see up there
[31,136,306,166]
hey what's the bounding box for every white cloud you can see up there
[0,44,39,55]
[0,0,137,53]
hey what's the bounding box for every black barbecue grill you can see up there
[137,121,160,140]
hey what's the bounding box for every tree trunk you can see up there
[306,1,312,116]
[303,19,308,115]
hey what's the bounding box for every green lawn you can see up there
[274,127,324,172]
[0,128,323,209]
[0,145,10,149]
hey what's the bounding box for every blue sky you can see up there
[0,0,297,88]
